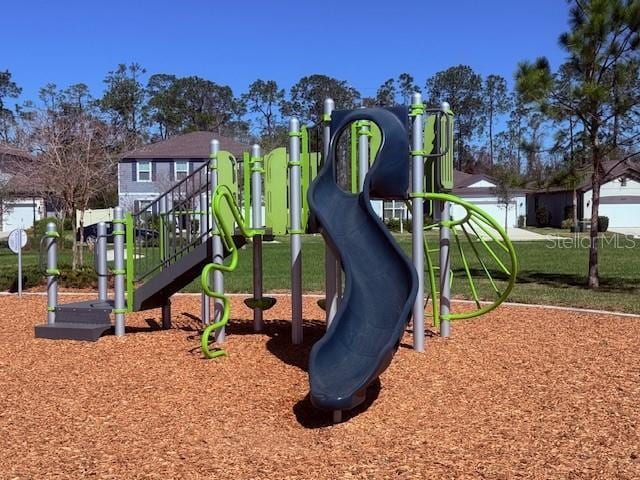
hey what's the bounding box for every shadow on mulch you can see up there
[293,379,381,429]
[218,318,325,372]
[216,318,383,427]
[125,318,162,333]
[399,324,438,349]
[126,314,201,334]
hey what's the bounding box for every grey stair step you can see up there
[34,322,113,341]
[56,300,113,325]
[134,235,246,312]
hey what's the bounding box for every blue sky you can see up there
[2,0,570,105]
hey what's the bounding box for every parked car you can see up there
[76,222,158,244]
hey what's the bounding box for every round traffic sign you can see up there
[8,229,27,254]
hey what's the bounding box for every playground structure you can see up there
[34,95,518,419]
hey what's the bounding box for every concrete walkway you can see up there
[609,227,640,238]
[504,227,560,241]
[458,226,560,242]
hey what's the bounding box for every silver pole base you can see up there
[332,410,343,424]
[440,319,451,338]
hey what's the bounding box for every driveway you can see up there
[459,226,560,242]
[505,227,562,241]
[609,227,640,238]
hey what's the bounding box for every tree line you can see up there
[0,64,557,172]
[0,0,638,286]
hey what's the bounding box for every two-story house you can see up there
[118,131,248,211]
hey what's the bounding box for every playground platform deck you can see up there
[1,294,639,479]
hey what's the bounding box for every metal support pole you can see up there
[97,222,108,301]
[333,410,342,424]
[17,229,22,298]
[289,117,303,345]
[323,98,341,326]
[162,300,172,330]
[251,143,264,332]
[440,200,452,338]
[211,139,226,341]
[200,190,210,325]
[411,93,425,352]
[46,222,58,324]
[113,206,126,336]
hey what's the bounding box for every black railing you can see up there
[130,161,212,283]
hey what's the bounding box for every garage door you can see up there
[451,201,517,229]
[3,202,38,231]
[599,203,639,228]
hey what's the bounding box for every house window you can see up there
[137,161,151,182]
[175,160,189,181]
[383,200,407,221]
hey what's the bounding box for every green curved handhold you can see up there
[413,192,518,324]
[200,184,260,359]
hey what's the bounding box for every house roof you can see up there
[121,132,249,160]
[0,144,31,161]
[531,159,640,194]
[572,158,640,191]
[452,170,529,195]
[0,145,42,196]
[453,171,496,189]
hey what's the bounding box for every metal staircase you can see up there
[35,161,242,341]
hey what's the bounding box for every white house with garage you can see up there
[451,171,528,229]
[0,144,46,235]
[382,170,528,229]
[527,159,640,231]
[583,170,640,229]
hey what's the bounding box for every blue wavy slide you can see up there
[307,106,418,412]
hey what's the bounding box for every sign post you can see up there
[8,229,28,297]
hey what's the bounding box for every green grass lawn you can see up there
[2,233,639,314]
[184,233,640,314]
[524,226,621,239]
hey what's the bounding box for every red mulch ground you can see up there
[1,293,639,479]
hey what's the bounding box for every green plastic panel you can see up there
[423,111,455,194]
[125,212,135,312]
[424,114,437,217]
[309,152,319,180]
[300,127,311,230]
[217,151,238,229]
[350,122,358,193]
[349,120,382,194]
[264,147,288,235]
[440,110,454,190]
[303,151,320,231]
[369,122,381,164]
[242,151,251,222]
